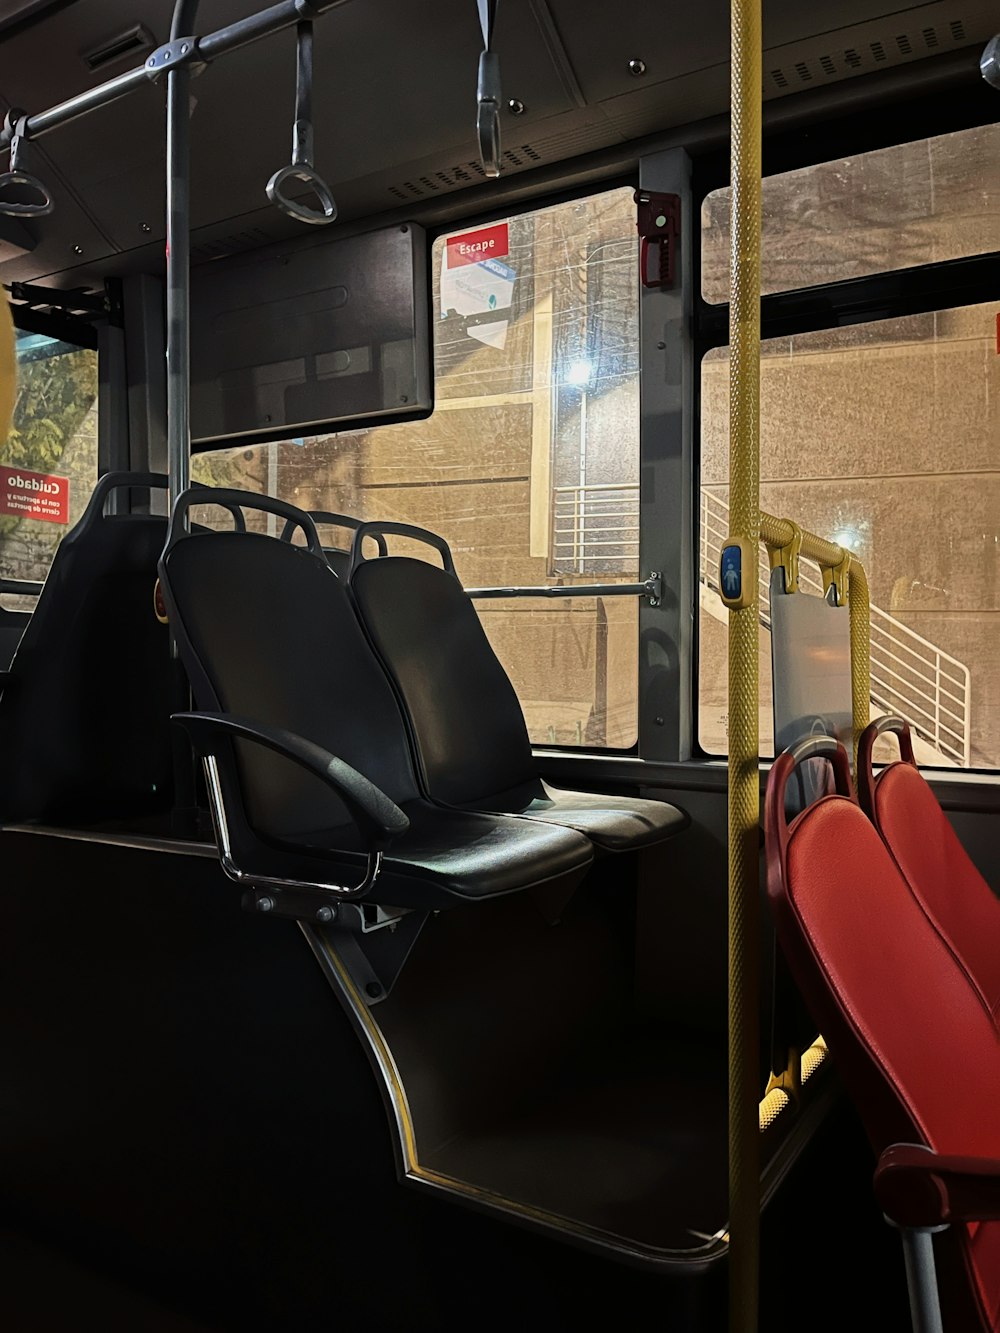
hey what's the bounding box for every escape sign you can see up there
[441,223,516,350]
[446,223,509,267]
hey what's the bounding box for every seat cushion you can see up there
[463,779,688,853]
[290,799,594,907]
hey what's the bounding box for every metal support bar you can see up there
[165,41,193,514]
[0,0,352,151]
[203,756,384,912]
[468,573,662,604]
[145,37,205,78]
[0,578,43,596]
[727,3,763,1329]
[198,0,345,61]
[894,1223,947,1333]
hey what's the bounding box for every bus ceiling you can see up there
[0,0,996,291]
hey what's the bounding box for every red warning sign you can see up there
[0,466,70,525]
[446,223,509,268]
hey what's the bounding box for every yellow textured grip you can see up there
[728,2,762,1331]
[0,297,15,444]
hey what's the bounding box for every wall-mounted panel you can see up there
[190,223,430,445]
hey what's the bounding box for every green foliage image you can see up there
[0,340,97,543]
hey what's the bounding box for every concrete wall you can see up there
[700,304,999,765]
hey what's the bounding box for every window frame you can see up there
[691,105,1000,773]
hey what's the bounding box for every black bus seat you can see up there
[279,509,386,579]
[345,519,687,853]
[0,471,176,823]
[765,735,1000,1333]
[0,602,30,671]
[0,473,250,826]
[857,715,1000,1017]
[158,488,594,912]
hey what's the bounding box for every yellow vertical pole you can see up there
[728,1,762,1330]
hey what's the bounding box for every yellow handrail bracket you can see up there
[821,550,852,609]
[767,519,803,596]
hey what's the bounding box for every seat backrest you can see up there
[0,602,30,670]
[160,491,422,843]
[279,510,387,580]
[858,716,1000,1020]
[765,737,1000,1331]
[347,520,536,808]
[0,471,174,823]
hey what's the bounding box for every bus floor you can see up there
[0,829,912,1333]
[0,1227,217,1332]
[0,1103,913,1333]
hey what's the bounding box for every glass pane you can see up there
[479,596,638,749]
[702,123,1000,302]
[699,303,997,768]
[0,331,98,589]
[193,187,640,748]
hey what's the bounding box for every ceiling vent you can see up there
[386,145,542,201]
[766,18,971,95]
[191,226,276,265]
[82,25,154,73]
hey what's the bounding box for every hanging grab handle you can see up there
[265,21,336,226]
[982,34,1000,89]
[475,0,501,178]
[0,112,53,218]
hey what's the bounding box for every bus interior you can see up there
[0,1,998,1329]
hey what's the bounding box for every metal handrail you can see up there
[468,574,661,604]
[700,486,971,767]
[0,577,43,596]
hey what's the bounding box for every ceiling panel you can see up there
[0,0,996,287]
[543,0,979,104]
[0,0,580,257]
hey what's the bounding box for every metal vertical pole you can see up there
[165,0,200,835]
[728,0,762,1330]
[165,0,199,518]
[899,1227,946,1333]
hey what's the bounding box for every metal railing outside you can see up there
[700,487,971,767]
[551,483,640,574]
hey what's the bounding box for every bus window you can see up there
[193,186,640,749]
[699,302,997,769]
[702,122,1000,301]
[0,330,98,606]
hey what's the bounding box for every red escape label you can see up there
[446,223,510,268]
[0,466,70,524]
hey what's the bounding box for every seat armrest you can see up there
[172,711,410,849]
[875,1142,1000,1227]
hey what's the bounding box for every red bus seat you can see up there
[858,716,1000,1021]
[765,736,1000,1332]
